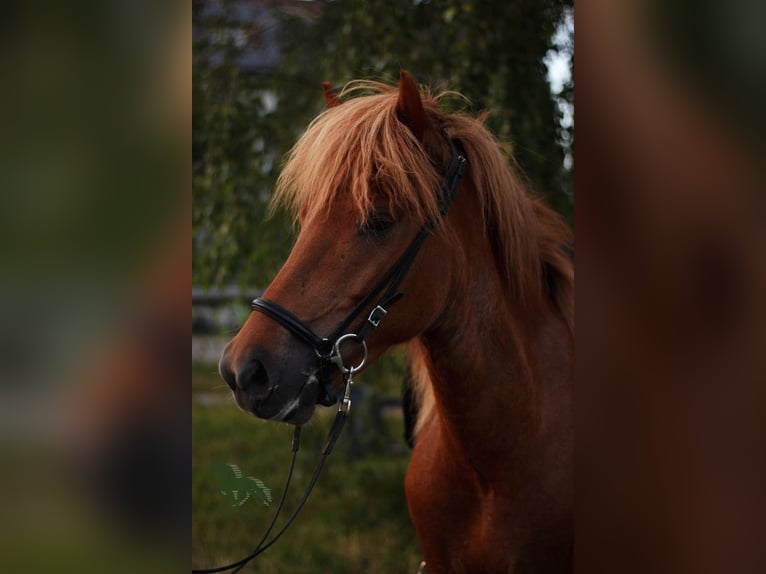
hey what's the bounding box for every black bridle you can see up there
[252,133,466,405]
[192,132,465,573]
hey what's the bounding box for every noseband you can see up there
[251,132,466,404]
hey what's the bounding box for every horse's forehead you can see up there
[296,199,358,240]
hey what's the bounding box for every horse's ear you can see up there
[395,70,428,141]
[322,81,341,109]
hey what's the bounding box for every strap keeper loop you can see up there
[367,305,388,328]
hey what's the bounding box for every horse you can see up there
[218,70,573,573]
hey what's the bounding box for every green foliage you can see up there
[192,2,310,288]
[193,0,573,288]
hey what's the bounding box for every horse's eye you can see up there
[359,210,397,238]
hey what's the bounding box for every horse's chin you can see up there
[233,374,319,425]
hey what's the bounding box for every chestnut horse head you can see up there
[220,70,573,571]
[219,70,470,422]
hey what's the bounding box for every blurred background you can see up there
[576,1,766,572]
[0,1,189,573]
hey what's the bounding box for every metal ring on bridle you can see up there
[331,333,368,375]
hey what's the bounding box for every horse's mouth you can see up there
[235,373,319,425]
[276,374,321,423]
[270,392,303,422]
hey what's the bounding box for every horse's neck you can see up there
[419,263,573,483]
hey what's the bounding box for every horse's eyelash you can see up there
[356,208,396,234]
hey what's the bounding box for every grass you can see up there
[192,351,424,573]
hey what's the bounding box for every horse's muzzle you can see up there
[219,347,318,424]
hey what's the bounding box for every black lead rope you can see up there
[192,427,301,574]
[193,133,466,573]
[193,410,349,574]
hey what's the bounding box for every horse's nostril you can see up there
[219,359,236,391]
[236,358,272,398]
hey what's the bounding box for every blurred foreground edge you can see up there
[576,2,766,573]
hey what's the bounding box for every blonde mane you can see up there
[273,81,446,228]
[272,79,573,437]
